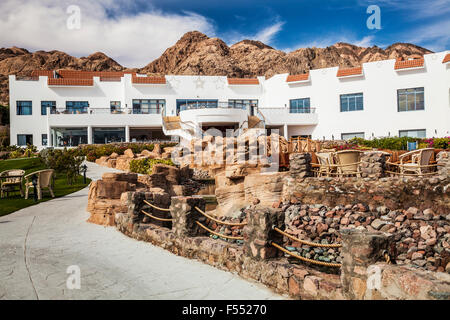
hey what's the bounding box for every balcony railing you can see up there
[258,107,316,114]
[48,108,163,115]
[179,101,251,111]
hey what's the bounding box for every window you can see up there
[341,132,365,140]
[290,98,311,113]
[41,134,48,146]
[397,87,424,112]
[66,101,89,114]
[228,99,258,110]
[51,128,88,147]
[17,134,33,146]
[41,101,56,115]
[16,101,32,115]
[93,127,125,144]
[132,99,165,114]
[399,129,426,138]
[340,93,363,112]
[176,99,217,113]
[110,101,121,113]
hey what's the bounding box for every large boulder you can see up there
[123,148,135,158]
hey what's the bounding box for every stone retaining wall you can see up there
[113,193,450,300]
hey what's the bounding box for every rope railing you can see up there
[195,221,244,240]
[194,206,247,227]
[143,200,171,212]
[272,226,342,248]
[141,210,174,222]
[270,241,341,268]
[385,161,440,176]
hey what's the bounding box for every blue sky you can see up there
[0,0,448,67]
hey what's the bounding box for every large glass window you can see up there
[66,101,89,114]
[176,99,218,113]
[397,87,424,112]
[93,127,125,144]
[51,128,88,147]
[41,101,56,115]
[399,129,426,138]
[132,99,164,114]
[341,132,365,140]
[16,101,32,115]
[340,93,363,112]
[17,134,33,146]
[228,99,258,110]
[290,98,311,113]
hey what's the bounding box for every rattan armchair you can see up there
[0,169,25,198]
[398,148,434,176]
[24,169,55,200]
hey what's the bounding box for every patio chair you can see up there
[0,169,25,198]
[398,148,434,176]
[335,150,362,177]
[316,152,335,177]
[24,169,55,200]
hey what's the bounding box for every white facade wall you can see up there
[9,51,450,148]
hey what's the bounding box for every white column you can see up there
[47,126,51,147]
[87,125,92,144]
[125,125,130,142]
[283,124,288,140]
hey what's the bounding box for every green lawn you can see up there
[0,157,91,217]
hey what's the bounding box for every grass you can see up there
[0,157,91,217]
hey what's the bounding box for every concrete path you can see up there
[0,162,285,300]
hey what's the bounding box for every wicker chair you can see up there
[24,169,55,200]
[335,150,362,177]
[399,148,434,176]
[316,152,335,177]
[0,169,25,198]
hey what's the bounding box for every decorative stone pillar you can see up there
[289,152,312,177]
[242,205,285,260]
[340,229,396,300]
[436,151,450,177]
[360,151,388,178]
[170,196,206,237]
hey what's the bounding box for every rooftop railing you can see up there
[48,107,163,115]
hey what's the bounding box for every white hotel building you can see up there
[9,51,450,148]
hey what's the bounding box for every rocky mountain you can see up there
[0,31,432,106]
[140,31,432,77]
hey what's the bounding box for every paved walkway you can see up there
[0,162,285,300]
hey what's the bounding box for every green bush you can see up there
[350,136,421,151]
[40,148,84,184]
[78,142,177,161]
[129,158,175,175]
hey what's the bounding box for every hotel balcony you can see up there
[257,107,318,126]
[47,107,162,127]
[178,101,249,126]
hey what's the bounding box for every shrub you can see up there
[40,148,84,184]
[78,142,177,161]
[129,158,175,175]
[350,136,420,151]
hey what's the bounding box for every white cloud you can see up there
[224,21,285,46]
[0,0,216,67]
[403,19,450,52]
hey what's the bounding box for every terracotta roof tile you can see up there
[227,78,259,85]
[131,76,166,84]
[286,73,309,82]
[31,70,54,78]
[443,54,450,64]
[58,70,133,78]
[394,58,424,70]
[337,66,363,77]
[47,78,94,86]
